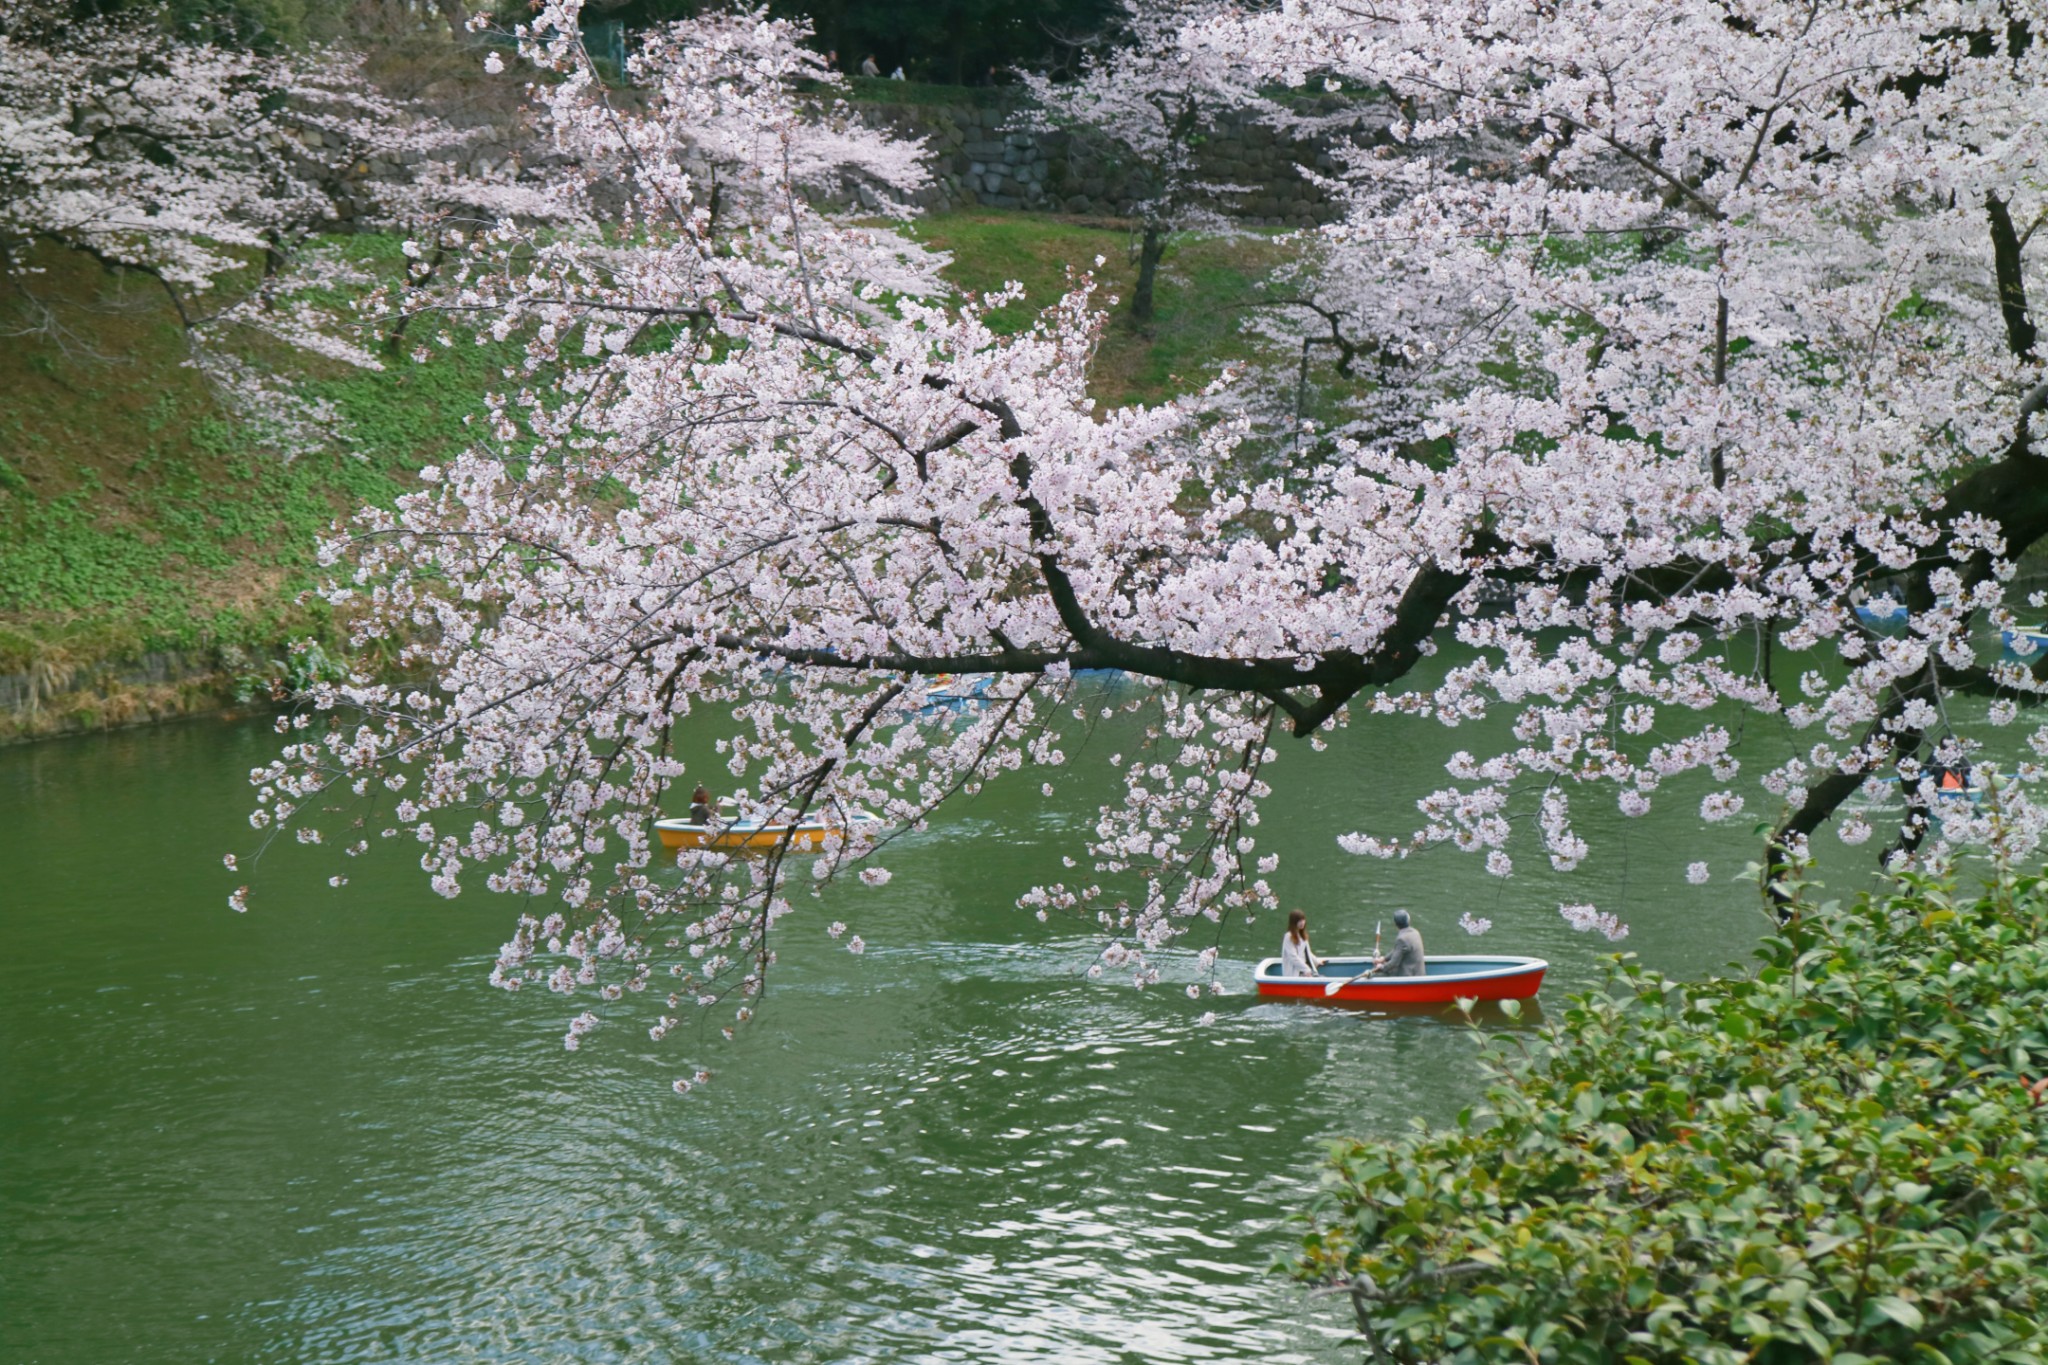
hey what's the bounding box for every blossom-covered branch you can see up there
[248,0,2048,1081]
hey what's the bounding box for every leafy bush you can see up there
[1294,872,2048,1364]
[840,74,1010,108]
[230,636,345,704]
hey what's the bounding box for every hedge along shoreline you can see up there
[1294,866,2048,1364]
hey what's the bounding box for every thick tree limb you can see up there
[1988,192,2039,362]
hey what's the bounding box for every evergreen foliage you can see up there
[572,0,1121,83]
[1294,873,2048,1364]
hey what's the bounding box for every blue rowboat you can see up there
[2003,626,2048,658]
[1854,597,1909,629]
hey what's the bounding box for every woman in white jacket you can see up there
[1280,909,1322,977]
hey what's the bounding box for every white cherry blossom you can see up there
[253,0,2048,1066]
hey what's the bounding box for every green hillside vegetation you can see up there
[0,238,514,733]
[0,214,1293,736]
[913,211,1293,402]
[1295,868,2048,1363]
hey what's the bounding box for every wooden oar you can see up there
[1324,919,1381,996]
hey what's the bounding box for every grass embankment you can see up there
[0,214,1288,738]
[0,237,505,737]
[914,211,1293,405]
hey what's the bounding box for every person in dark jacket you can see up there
[1370,908,1426,978]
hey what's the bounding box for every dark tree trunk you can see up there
[1759,202,2048,892]
[433,0,468,39]
[1132,226,1165,325]
[1988,191,2039,361]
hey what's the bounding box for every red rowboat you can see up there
[1254,954,1547,1004]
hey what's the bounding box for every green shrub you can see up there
[840,75,1010,108]
[1295,871,2048,1364]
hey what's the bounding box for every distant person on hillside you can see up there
[1368,909,1426,978]
[889,65,905,80]
[859,54,880,77]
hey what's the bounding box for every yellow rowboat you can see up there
[653,810,880,853]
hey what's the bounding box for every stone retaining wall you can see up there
[314,75,1364,230]
[0,648,264,745]
[858,96,1359,226]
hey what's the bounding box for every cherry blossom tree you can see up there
[0,0,566,445]
[249,0,2048,1082]
[1016,0,1281,323]
[0,3,337,315]
[612,6,932,227]
[1210,0,2048,894]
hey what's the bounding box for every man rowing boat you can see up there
[1367,909,1426,978]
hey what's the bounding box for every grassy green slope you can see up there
[0,213,1287,733]
[0,240,501,682]
[911,211,1290,405]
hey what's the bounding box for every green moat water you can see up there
[2,694,1796,1363]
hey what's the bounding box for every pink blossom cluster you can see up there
[240,0,2048,1078]
[1558,904,1630,943]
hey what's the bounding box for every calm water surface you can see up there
[2,692,1798,1363]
